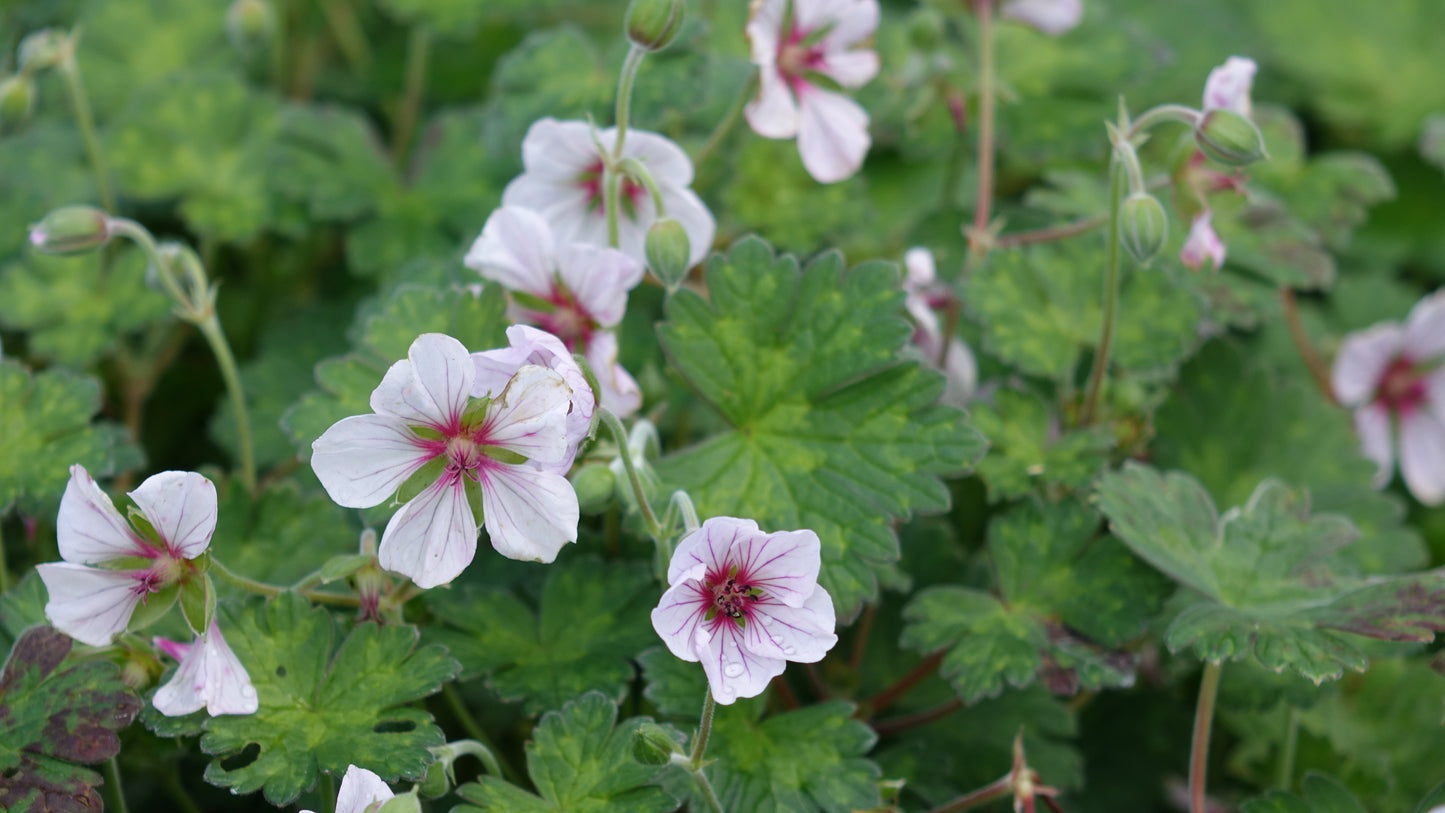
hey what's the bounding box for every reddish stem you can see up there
[864,651,945,717]
[871,697,964,737]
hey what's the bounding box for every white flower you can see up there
[472,324,601,466]
[745,0,879,184]
[904,248,977,406]
[1203,56,1257,118]
[1332,291,1445,504]
[1000,0,1083,36]
[152,620,258,717]
[310,333,580,587]
[501,118,715,269]
[465,206,644,417]
[1179,211,1226,271]
[300,765,394,813]
[38,466,217,647]
[650,517,838,705]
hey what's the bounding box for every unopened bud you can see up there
[632,722,681,766]
[121,658,153,691]
[17,29,68,73]
[570,463,617,513]
[625,0,684,52]
[375,793,422,813]
[1194,109,1268,167]
[28,205,112,255]
[0,75,35,128]
[226,0,275,54]
[645,217,691,290]
[1118,193,1168,266]
[417,760,450,799]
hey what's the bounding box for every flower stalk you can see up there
[1079,157,1124,426]
[671,688,726,813]
[58,38,115,213]
[967,0,997,257]
[391,25,431,167]
[601,409,664,540]
[1189,662,1223,813]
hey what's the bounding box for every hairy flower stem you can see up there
[612,44,647,159]
[680,688,727,813]
[1189,662,1223,813]
[693,70,758,171]
[923,773,1012,813]
[1080,158,1124,426]
[1280,287,1336,404]
[995,213,1108,248]
[103,756,128,813]
[601,409,664,540]
[210,557,361,607]
[967,0,996,257]
[60,49,115,213]
[391,26,431,167]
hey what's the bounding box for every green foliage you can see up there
[453,692,676,813]
[197,593,460,805]
[0,626,142,811]
[480,27,612,162]
[1242,773,1367,813]
[970,388,1113,502]
[206,476,359,587]
[1096,463,1445,682]
[0,125,94,261]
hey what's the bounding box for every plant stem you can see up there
[197,315,257,494]
[668,490,700,534]
[1125,103,1202,140]
[612,44,647,159]
[60,50,115,213]
[314,0,371,74]
[1280,287,1335,403]
[441,683,522,783]
[1276,706,1300,790]
[682,688,727,813]
[923,774,1013,813]
[103,756,128,813]
[995,213,1108,248]
[448,739,505,781]
[210,558,360,607]
[1079,158,1124,426]
[968,0,996,253]
[1189,662,1223,813]
[320,771,336,813]
[601,410,663,539]
[848,604,875,671]
[391,26,431,167]
[872,698,963,737]
[864,650,945,717]
[692,70,757,170]
[605,167,622,248]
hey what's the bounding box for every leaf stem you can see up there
[612,44,647,159]
[197,314,257,494]
[871,697,963,737]
[692,70,758,171]
[1276,706,1300,790]
[848,604,875,671]
[995,213,1108,249]
[680,688,727,813]
[441,682,522,784]
[0,521,11,594]
[103,756,129,813]
[605,167,622,248]
[1079,157,1124,426]
[314,0,371,74]
[1189,662,1223,813]
[209,558,360,607]
[923,774,1013,813]
[668,490,700,534]
[1280,287,1336,404]
[446,739,506,780]
[863,650,944,717]
[391,26,431,168]
[60,44,115,213]
[321,771,336,813]
[967,0,996,254]
[600,409,664,539]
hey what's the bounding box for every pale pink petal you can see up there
[585,332,643,418]
[667,516,761,586]
[818,50,878,89]
[478,463,578,562]
[556,242,643,328]
[152,621,259,717]
[814,0,880,52]
[1179,211,1226,272]
[152,636,192,662]
[311,415,434,509]
[1332,324,1405,407]
[474,325,596,468]
[1427,367,1445,426]
[1203,56,1257,118]
[463,206,559,298]
[56,465,150,564]
[1399,412,1445,505]
[611,127,697,189]
[369,333,475,430]
[745,66,800,140]
[517,118,600,180]
[745,0,786,65]
[1354,405,1394,489]
[1403,290,1445,360]
[904,248,936,288]
[650,580,711,663]
[695,620,784,705]
[662,187,716,268]
[744,586,838,663]
[335,765,394,813]
[378,479,478,589]
[728,527,824,608]
[1001,0,1083,35]
[941,337,979,406]
[38,563,145,647]
[796,86,870,184]
[501,173,595,247]
[151,637,207,716]
[127,471,217,560]
[484,365,572,467]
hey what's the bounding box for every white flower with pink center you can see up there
[472,324,601,468]
[501,118,715,269]
[904,248,977,406]
[310,333,581,588]
[745,0,880,184]
[1000,0,1083,36]
[1179,211,1226,271]
[152,620,258,717]
[38,466,217,647]
[650,517,838,704]
[465,206,645,417]
[1203,56,1257,118]
[1333,292,1445,505]
[300,765,394,813]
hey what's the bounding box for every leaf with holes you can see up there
[0,626,142,812]
[453,692,675,813]
[1096,463,1445,683]
[196,593,460,805]
[656,237,986,617]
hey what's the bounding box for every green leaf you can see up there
[0,359,142,516]
[971,388,1113,502]
[1096,463,1445,682]
[266,103,395,223]
[901,499,1163,702]
[206,476,359,589]
[453,692,676,813]
[1242,773,1367,813]
[0,626,142,812]
[480,27,611,164]
[376,0,490,37]
[656,238,986,615]
[0,576,49,654]
[198,593,461,805]
[720,138,873,256]
[425,558,657,714]
[0,124,94,262]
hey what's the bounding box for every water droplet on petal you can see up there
[723,662,744,678]
[781,644,796,656]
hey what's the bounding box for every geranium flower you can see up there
[904,248,977,406]
[1203,56,1257,118]
[651,517,838,704]
[1000,0,1083,36]
[465,206,644,416]
[300,765,393,813]
[472,324,600,469]
[152,620,258,717]
[1179,211,1226,271]
[501,118,714,269]
[1333,292,1445,505]
[38,466,217,647]
[744,0,879,184]
[310,333,580,588]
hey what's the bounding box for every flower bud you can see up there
[17,29,68,73]
[375,794,422,813]
[632,722,681,766]
[625,0,684,52]
[226,0,275,55]
[1118,193,1168,266]
[0,75,35,129]
[1194,109,1268,167]
[28,205,112,255]
[417,760,451,798]
[645,217,691,290]
[570,463,617,513]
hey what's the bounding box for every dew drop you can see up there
[723,662,744,678]
[781,644,796,656]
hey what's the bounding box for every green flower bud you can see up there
[0,74,35,129]
[570,463,617,513]
[1194,109,1268,167]
[28,205,112,255]
[1118,192,1169,266]
[375,793,422,813]
[226,0,276,55]
[625,0,685,52]
[17,29,68,73]
[645,217,691,290]
[632,722,681,766]
[417,759,451,799]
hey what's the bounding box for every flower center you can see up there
[445,436,482,473]
[1377,356,1427,415]
[528,288,596,350]
[778,26,825,89]
[711,575,761,623]
[578,159,647,218]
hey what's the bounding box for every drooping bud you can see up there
[1118,193,1168,266]
[0,75,35,129]
[570,463,617,513]
[632,721,682,766]
[416,760,451,799]
[625,0,685,52]
[375,793,422,813]
[226,0,275,55]
[645,217,691,290]
[28,205,112,255]
[1194,109,1268,167]
[17,29,68,73]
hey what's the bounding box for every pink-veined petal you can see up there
[667,516,761,586]
[501,173,596,247]
[478,464,579,563]
[128,471,217,560]
[744,586,839,663]
[695,620,785,705]
[484,365,572,467]
[585,332,643,418]
[661,186,717,268]
[1354,405,1394,489]
[311,414,433,509]
[1000,0,1083,35]
[464,206,558,298]
[1331,323,1405,407]
[517,118,602,179]
[474,325,596,468]
[556,242,643,328]
[815,0,880,53]
[745,0,786,65]
[1399,411,1445,505]
[796,86,870,184]
[38,563,145,647]
[152,621,259,717]
[1403,290,1445,360]
[1179,211,1226,272]
[1203,56,1257,117]
[56,464,150,564]
[745,66,800,140]
[152,635,192,662]
[729,527,824,608]
[650,580,712,663]
[378,479,478,589]
[335,765,394,813]
[818,49,879,89]
[612,127,697,189]
[370,333,475,430]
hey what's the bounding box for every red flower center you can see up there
[709,571,762,626]
[778,25,826,92]
[1377,356,1427,415]
[578,159,647,217]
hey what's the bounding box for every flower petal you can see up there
[730,527,824,608]
[796,86,871,184]
[478,464,579,563]
[38,563,144,647]
[517,117,600,179]
[668,516,761,586]
[464,206,558,298]
[335,765,394,813]
[312,414,433,509]
[370,333,475,430]
[475,325,596,468]
[1404,290,1445,359]
[1001,0,1083,35]
[745,585,839,664]
[613,128,697,189]
[1331,323,1405,407]
[904,248,936,288]
[745,0,786,65]
[650,580,711,663]
[198,622,259,715]
[1354,404,1394,489]
[378,479,478,589]
[745,66,800,140]
[941,337,979,406]
[585,332,643,418]
[696,620,785,705]
[1179,211,1226,271]
[818,49,879,89]
[127,471,217,560]
[1202,56,1257,117]
[556,242,643,328]
[1399,411,1445,505]
[56,464,150,564]
[484,365,572,467]
[815,0,880,54]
